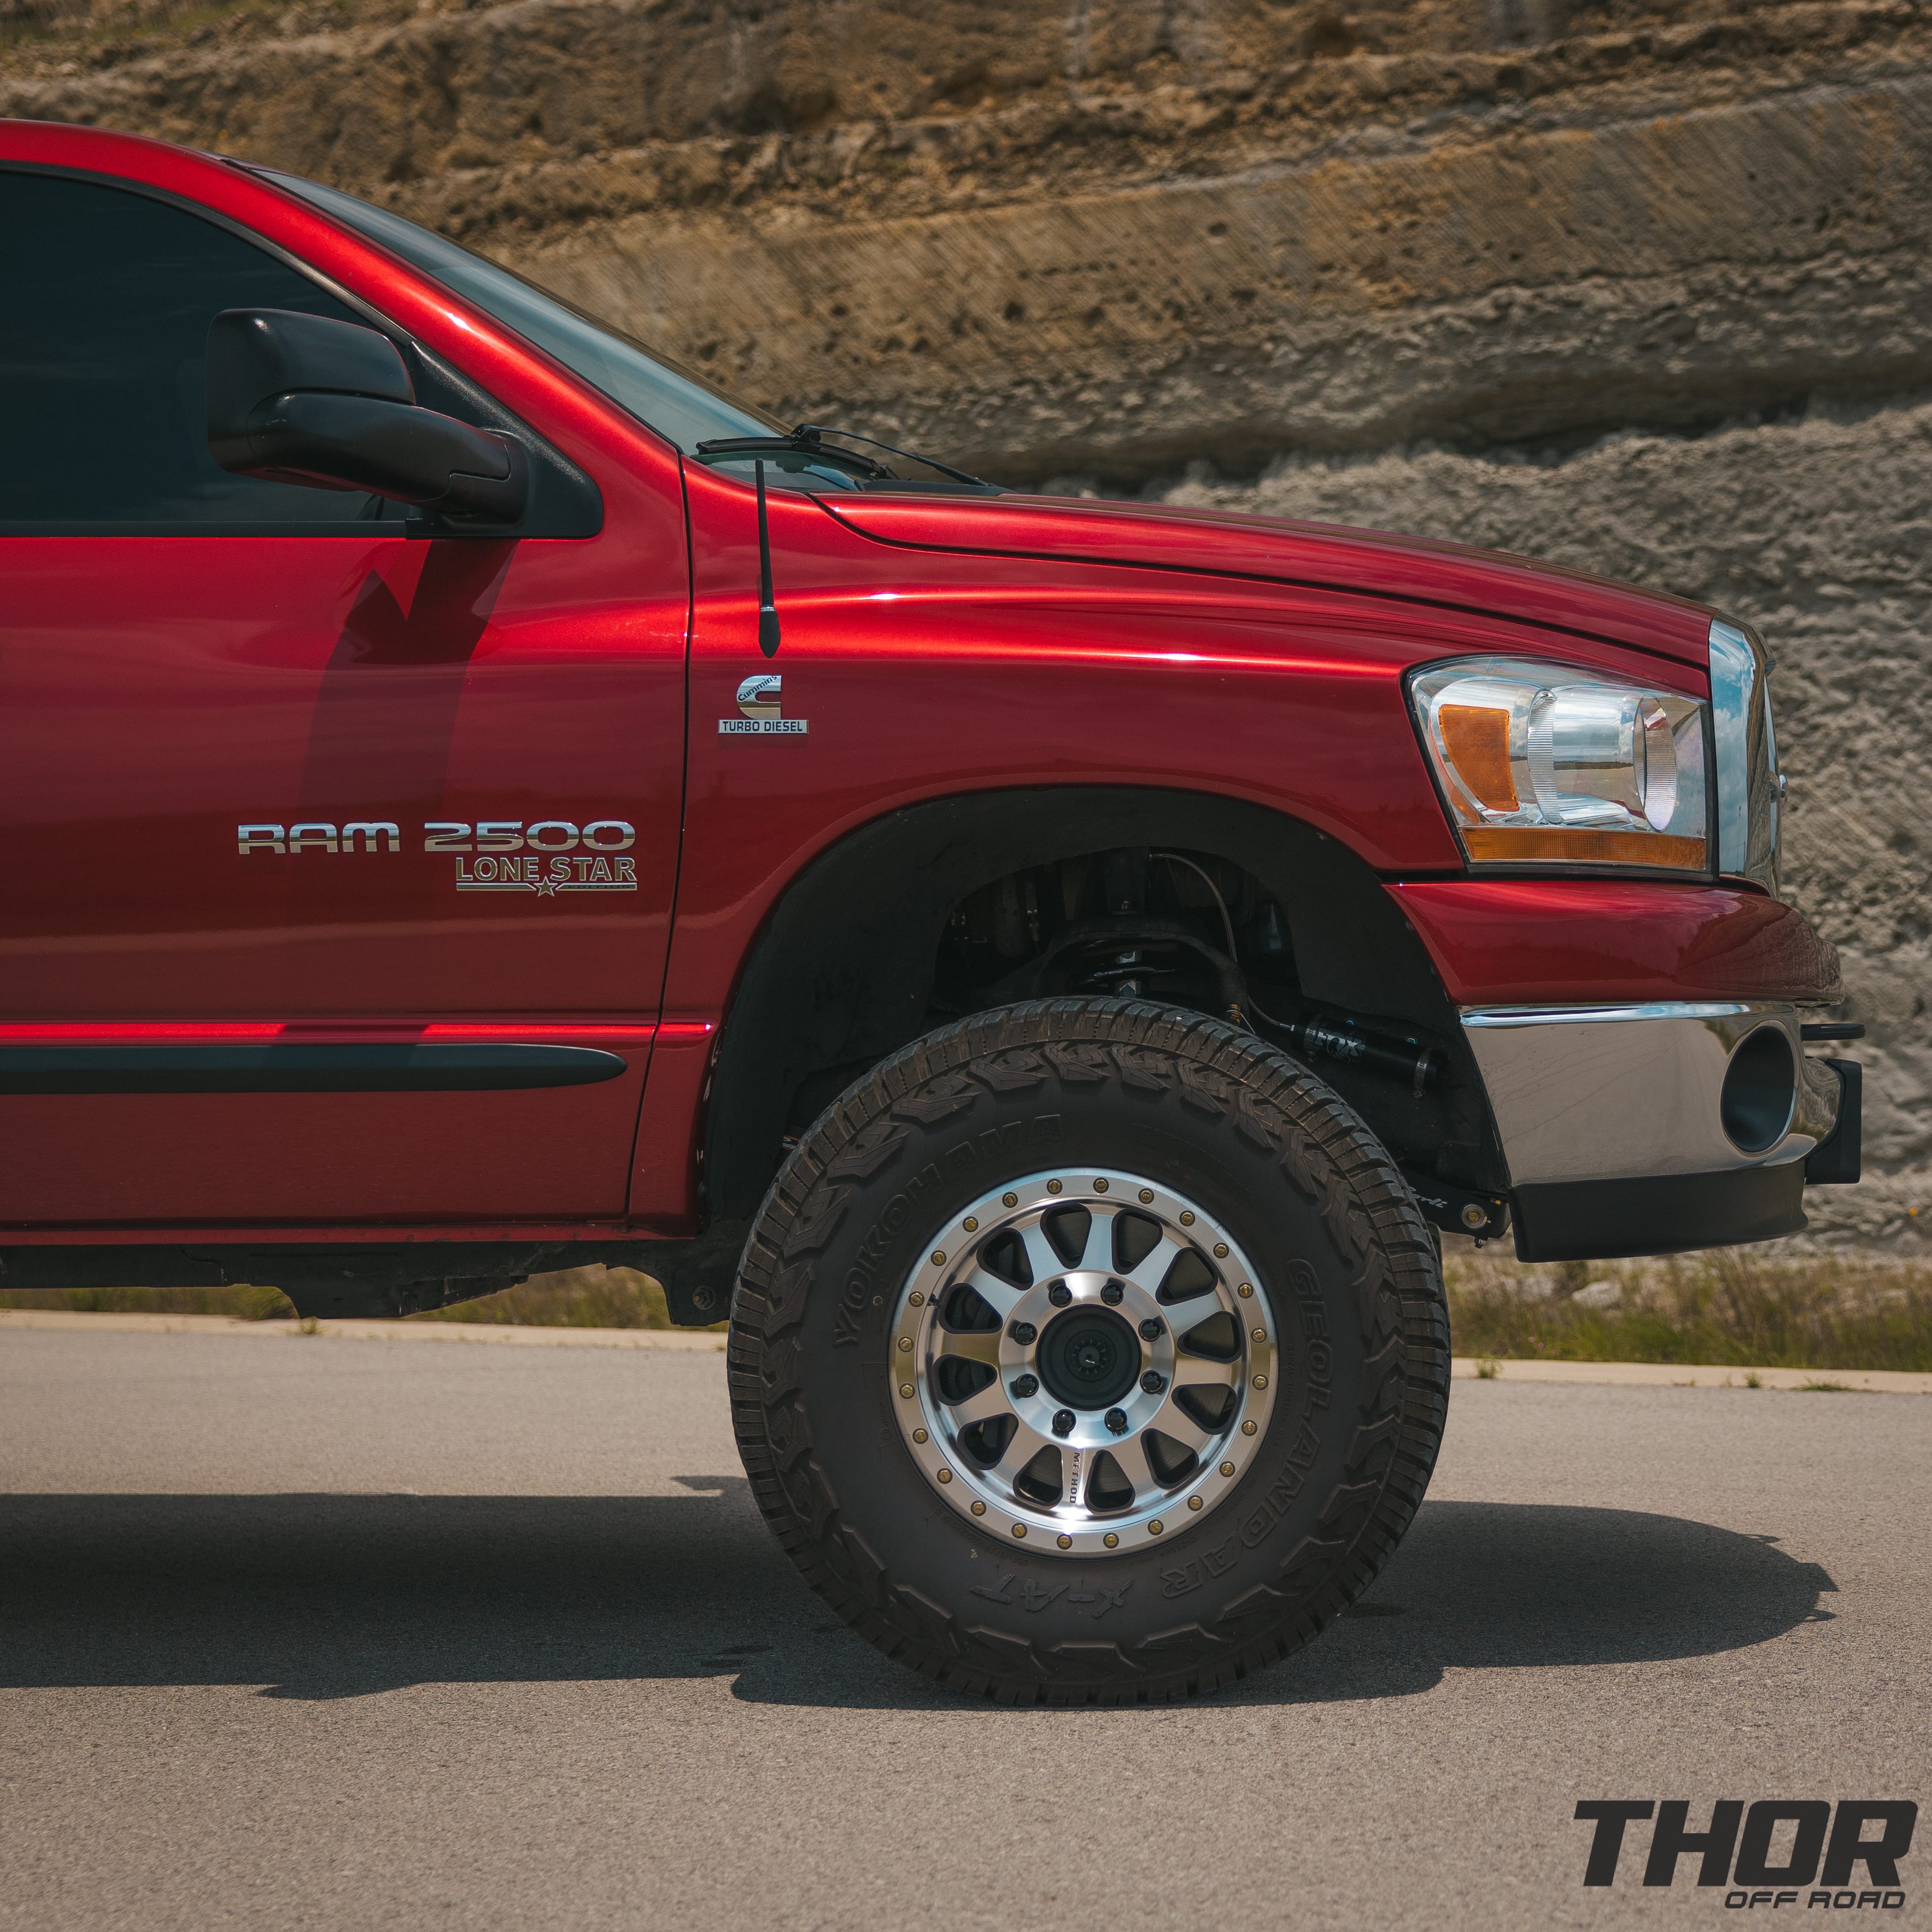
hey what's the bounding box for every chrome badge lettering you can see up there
[239,819,402,856]
[235,818,639,895]
[720,672,807,736]
[454,853,636,895]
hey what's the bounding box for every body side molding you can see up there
[0,1041,629,1093]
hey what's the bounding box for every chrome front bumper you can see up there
[1463,1002,1842,1186]
[1461,1002,1857,1261]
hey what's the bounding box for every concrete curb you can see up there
[0,1309,727,1349]
[3,1311,1924,1386]
[1450,1356,1932,1394]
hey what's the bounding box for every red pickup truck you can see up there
[2,121,1858,1703]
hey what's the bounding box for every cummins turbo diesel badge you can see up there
[233,819,638,894]
[720,673,806,735]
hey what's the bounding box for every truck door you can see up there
[0,167,688,1228]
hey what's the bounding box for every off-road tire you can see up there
[728,998,1449,1704]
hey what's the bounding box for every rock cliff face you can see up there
[5,0,1929,1240]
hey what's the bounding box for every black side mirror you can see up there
[207,309,528,524]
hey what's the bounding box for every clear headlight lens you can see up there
[1708,618,1781,893]
[1409,657,1709,871]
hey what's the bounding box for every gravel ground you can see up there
[1,1328,1926,1930]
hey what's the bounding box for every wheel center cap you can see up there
[1035,1303,1140,1410]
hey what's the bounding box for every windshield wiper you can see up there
[695,431,891,481]
[694,423,993,490]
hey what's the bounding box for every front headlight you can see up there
[1408,656,1709,871]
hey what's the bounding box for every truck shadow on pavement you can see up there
[0,1487,1834,1707]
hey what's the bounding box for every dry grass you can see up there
[1444,1246,1932,1373]
[9,1251,1929,1369]
[0,1266,710,1328]
[406,1267,688,1329]
[0,1281,295,1319]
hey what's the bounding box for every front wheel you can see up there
[728,998,1449,1704]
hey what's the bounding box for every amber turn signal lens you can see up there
[1437,704,1518,812]
[1461,827,1706,868]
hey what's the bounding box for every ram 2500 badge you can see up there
[0,121,1858,1703]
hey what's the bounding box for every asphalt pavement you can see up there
[1,1326,1927,1930]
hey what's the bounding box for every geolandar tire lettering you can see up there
[727,996,1450,1705]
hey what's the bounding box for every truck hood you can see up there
[818,493,1714,670]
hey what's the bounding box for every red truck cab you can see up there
[0,121,1855,1701]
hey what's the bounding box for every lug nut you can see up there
[1101,1281,1123,1306]
[1139,1317,1163,1340]
[1141,1370,1166,1394]
[1011,1374,1039,1398]
[1047,1283,1073,1308]
[1052,1409,1075,1437]
[1010,1321,1037,1344]
[1104,1408,1128,1435]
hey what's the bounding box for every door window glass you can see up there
[1,170,383,528]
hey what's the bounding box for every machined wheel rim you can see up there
[890,1167,1278,1555]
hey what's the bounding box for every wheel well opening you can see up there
[933,847,1278,1028]
[702,788,1508,1223]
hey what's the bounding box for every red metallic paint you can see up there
[626,1020,723,1233]
[0,122,1826,1248]
[0,1221,640,1246]
[0,1086,657,1228]
[3,124,689,1226]
[660,467,1714,1075]
[819,494,1717,668]
[1391,881,1844,1008]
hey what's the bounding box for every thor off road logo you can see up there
[1575,1800,1916,1908]
[234,818,638,895]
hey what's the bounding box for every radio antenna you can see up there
[756,459,781,658]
